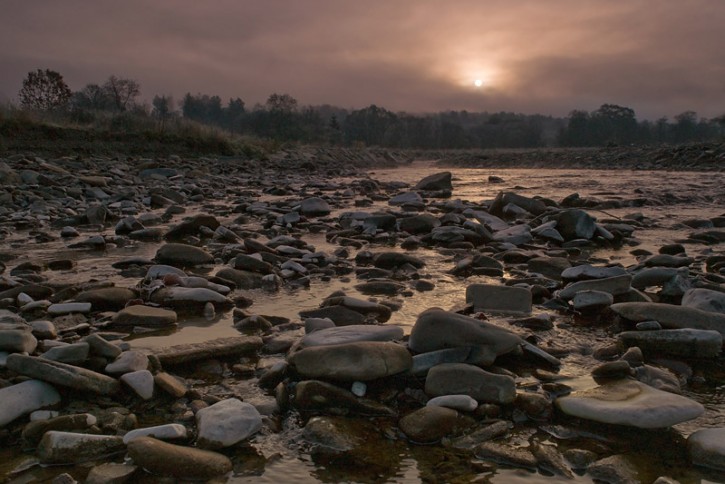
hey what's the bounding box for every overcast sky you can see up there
[1,0,724,119]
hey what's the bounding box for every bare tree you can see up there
[18,69,72,111]
[103,75,140,112]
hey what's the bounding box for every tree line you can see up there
[15,68,725,149]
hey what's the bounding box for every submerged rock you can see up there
[127,436,232,480]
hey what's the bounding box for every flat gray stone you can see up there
[682,288,725,314]
[425,363,516,404]
[556,379,704,428]
[152,336,263,366]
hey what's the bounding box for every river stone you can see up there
[0,328,38,353]
[572,290,614,311]
[474,441,538,470]
[154,372,188,398]
[123,423,188,444]
[410,347,472,376]
[409,308,522,366]
[29,320,57,339]
[231,253,274,274]
[40,342,90,364]
[37,431,125,464]
[399,406,473,443]
[300,197,331,216]
[618,329,722,358]
[688,427,725,471]
[144,264,187,281]
[322,296,392,322]
[127,436,232,480]
[490,192,547,216]
[466,284,532,314]
[492,224,532,245]
[398,213,441,234]
[149,286,232,308]
[426,394,479,412]
[294,380,396,416]
[415,171,452,191]
[74,287,137,311]
[631,267,682,289]
[164,214,219,240]
[196,398,262,449]
[6,354,120,395]
[644,254,694,268]
[215,267,265,289]
[303,415,378,452]
[299,324,404,348]
[120,370,155,400]
[587,455,639,484]
[373,252,425,269]
[289,341,412,381]
[556,209,597,240]
[555,379,704,428]
[682,288,725,314]
[84,333,122,359]
[152,336,263,366]
[562,264,628,281]
[21,413,97,449]
[85,463,138,484]
[299,305,366,325]
[610,302,725,336]
[527,257,571,280]
[155,243,214,267]
[112,305,177,327]
[105,350,149,375]
[389,191,424,207]
[426,363,516,404]
[558,274,633,300]
[0,380,61,427]
[47,302,92,316]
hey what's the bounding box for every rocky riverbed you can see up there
[0,151,724,483]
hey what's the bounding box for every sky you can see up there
[1,0,724,120]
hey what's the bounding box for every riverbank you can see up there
[0,152,724,483]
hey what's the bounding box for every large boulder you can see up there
[300,197,331,216]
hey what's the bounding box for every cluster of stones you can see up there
[0,156,724,482]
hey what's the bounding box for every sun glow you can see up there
[474,79,483,87]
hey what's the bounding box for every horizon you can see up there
[1,1,724,120]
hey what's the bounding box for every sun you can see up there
[474,79,483,88]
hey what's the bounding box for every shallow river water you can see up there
[2,163,725,483]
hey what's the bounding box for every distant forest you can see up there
[12,69,725,149]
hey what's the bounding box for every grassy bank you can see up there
[0,106,274,158]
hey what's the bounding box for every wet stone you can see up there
[127,436,232,480]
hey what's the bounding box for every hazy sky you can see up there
[1,0,724,119]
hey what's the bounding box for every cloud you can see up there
[1,0,723,118]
